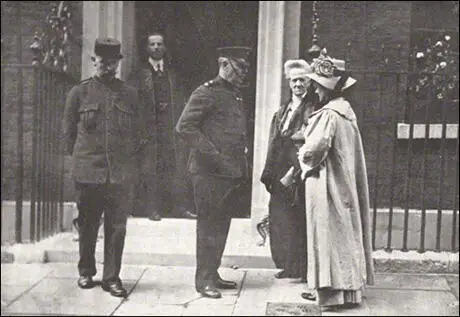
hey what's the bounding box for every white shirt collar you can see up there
[148,57,164,72]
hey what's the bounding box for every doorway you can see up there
[134,1,259,218]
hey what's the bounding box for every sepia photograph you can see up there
[1,1,459,316]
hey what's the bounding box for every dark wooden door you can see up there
[135,1,259,217]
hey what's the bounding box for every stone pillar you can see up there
[81,1,136,80]
[250,1,302,240]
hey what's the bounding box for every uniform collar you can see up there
[215,75,240,92]
[93,75,120,86]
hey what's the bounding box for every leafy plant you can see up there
[412,34,459,100]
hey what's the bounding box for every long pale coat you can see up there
[298,97,375,292]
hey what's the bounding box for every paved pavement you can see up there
[1,262,459,316]
[1,217,459,315]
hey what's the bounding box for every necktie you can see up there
[156,65,163,76]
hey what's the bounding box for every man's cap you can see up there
[217,46,252,61]
[94,37,123,59]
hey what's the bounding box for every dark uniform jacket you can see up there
[128,61,188,175]
[63,77,141,185]
[176,76,249,179]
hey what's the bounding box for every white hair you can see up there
[284,59,312,79]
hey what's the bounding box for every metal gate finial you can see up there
[308,1,321,61]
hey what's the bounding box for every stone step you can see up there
[2,218,459,273]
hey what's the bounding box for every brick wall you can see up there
[300,1,458,209]
[1,1,82,202]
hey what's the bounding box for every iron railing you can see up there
[346,45,459,253]
[1,63,75,243]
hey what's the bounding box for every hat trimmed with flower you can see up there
[306,48,356,91]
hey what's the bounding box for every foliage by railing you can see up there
[30,1,73,72]
[412,33,459,101]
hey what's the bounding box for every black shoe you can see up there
[301,292,317,301]
[77,276,94,289]
[182,210,197,219]
[215,277,237,289]
[197,285,222,299]
[274,270,295,279]
[102,280,128,298]
[148,210,162,221]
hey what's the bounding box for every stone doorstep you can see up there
[2,240,459,274]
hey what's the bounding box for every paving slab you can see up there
[2,277,138,316]
[445,275,459,299]
[1,264,51,285]
[1,285,32,310]
[365,288,458,316]
[114,303,184,316]
[119,265,199,306]
[2,263,458,316]
[1,263,52,312]
[183,302,236,316]
[233,269,313,316]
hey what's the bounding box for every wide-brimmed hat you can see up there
[306,49,356,91]
[94,37,123,59]
[284,59,313,79]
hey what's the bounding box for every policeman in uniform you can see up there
[176,46,252,299]
[63,38,141,298]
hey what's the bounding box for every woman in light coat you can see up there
[297,51,375,309]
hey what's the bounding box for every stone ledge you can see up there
[374,250,459,274]
[2,236,458,274]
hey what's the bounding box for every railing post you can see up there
[386,44,402,252]
[402,49,417,252]
[29,32,42,242]
[15,2,24,243]
[435,98,447,252]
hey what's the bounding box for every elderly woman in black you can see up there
[260,59,318,280]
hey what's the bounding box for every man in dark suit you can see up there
[176,46,252,299]
[129,31,196,221]
[63,38,141,298]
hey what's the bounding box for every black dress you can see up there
[261,92,316,278]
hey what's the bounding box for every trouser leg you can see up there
[211,213,231,281]
[195,214,218,290]
[143,173,158,213]
[76,184,103,277]
[192,174,236,289]
[101,185,128,283]
[195,214,231,288]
